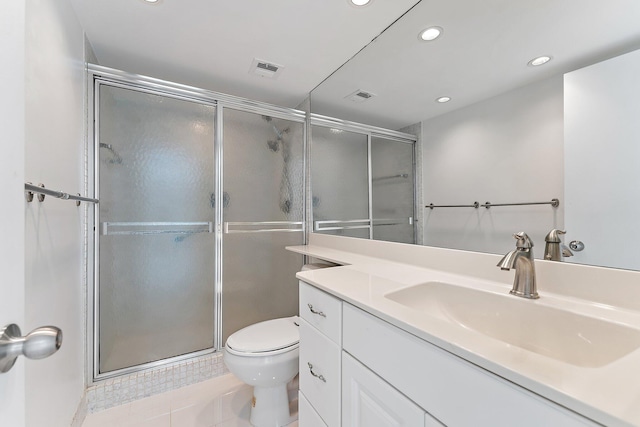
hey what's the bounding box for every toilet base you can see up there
[250,383,293,427]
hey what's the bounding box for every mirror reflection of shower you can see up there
[99,142,123,164]
[263,115,293,214]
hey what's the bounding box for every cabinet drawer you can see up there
[299,318,341,427]
[342,352,427,427]
[299,281,342,344]
[343,304,598,427]
[299,390,328,427]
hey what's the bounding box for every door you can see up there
[96,83,217,375]
[0,1,26,423]
[221,108,305,341]
[311,125,370,238]
[342,353,426,427]
[371,136,416,244]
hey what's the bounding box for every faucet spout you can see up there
[497,249,519,270]
[497,232,539,299]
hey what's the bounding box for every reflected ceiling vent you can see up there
[345,89,377,103]
[249,58,284,79]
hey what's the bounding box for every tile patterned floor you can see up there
[82,374,299,427]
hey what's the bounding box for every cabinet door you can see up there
[342,352,428,427]
[299,391,328,427]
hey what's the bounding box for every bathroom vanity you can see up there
[289,234,640,427]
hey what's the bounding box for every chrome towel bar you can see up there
[25,182,99,205]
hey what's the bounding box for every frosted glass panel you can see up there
[371,137,415,244]
[311,126,370,236]
[222,109,304,342]
[98,85,215,373]
[222,233,303,341]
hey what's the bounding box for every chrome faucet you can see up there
[543,229,573,261]
[497,232,539,299]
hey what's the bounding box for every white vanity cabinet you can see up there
[299,280,602,427]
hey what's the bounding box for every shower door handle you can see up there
[0,324,63,373]
[224,221,303,234]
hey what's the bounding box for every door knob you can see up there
[0,324,63,373]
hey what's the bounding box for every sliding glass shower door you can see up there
[97,84,216,374]
[221,108,304,342]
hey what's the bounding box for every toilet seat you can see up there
[226,316,299,357]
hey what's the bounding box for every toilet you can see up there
[224,263,334,426]
[224,316,300,427]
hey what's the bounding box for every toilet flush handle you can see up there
[307,303,326,318]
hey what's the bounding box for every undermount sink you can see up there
[385,282,640,368]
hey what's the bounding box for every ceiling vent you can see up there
[345,89,377,103]
[249,58,284,79]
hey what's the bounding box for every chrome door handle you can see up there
[307,362,326,382]
[307,304,326,318]
[0,324,63,373]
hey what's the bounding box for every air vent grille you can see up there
[345,89,377,103]
[249,58,284,79]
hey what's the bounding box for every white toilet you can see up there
[224,316,300,427]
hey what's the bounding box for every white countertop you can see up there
[288,240,640,427]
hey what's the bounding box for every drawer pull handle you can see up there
[307,303,326,318]
[307,362,326,382]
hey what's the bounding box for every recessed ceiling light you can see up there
[419,26,443,42]
[349,0,371,6]
[436,96,451,103]
[528,56,552,67]
[142,0,159,3]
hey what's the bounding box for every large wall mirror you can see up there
[310,0,640,271]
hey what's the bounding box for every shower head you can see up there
[99,143,123,164]
[267,140,280,152]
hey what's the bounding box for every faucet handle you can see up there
[545,229,566,243]
[512,232,533,249]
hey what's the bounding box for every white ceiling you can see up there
[69,0,419,108]
[70,0,640,130]
[311,0,640,129]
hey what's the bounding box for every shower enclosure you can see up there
[90,67,304,379]
[310,118,417,244]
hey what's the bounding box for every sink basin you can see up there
[385,282,640,368]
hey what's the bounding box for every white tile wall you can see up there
[87,353,228,413]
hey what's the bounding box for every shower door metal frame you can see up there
[86,65,307,383]
[309,114,418,242]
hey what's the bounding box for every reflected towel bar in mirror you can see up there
[427,199,559,209]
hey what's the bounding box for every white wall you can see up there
[422,76,564,257]
[0,2,27,426]
[565,48,640,270]
[24,0,87,425]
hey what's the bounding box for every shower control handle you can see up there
[307,304,326,318]
[0,324,63,373]
[307,362,326,382]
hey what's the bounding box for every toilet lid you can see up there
[226,316,299,354]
